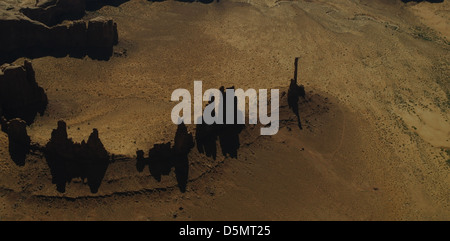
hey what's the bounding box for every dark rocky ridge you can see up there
[288,57,306,130]
[0,79,304,195]
[0,14,118,62]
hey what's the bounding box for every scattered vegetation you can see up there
[442,149,450,166]
[413,26,434,41]
[445,149,450,156]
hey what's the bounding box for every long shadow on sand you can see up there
[87,0,131,11]
[136,123,194,193]
[137,85,244,192]
[44,121,110,194]
[20,0,130,26]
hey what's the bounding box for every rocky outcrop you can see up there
[4,118,31,166]
[44,121,110,193]
[217,86,244,158]
[87,17,119,58]
[0,60,48,124]
[173,123,194,192]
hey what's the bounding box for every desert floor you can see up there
[0,0,449,220]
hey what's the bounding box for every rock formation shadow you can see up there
[44,121,110,193]
[137,123,194,192]
[1,0,121,64]
[84,128,111,193]
[195,87,244,160]
[288,57,306,130]
[139,85,244,192]
[86,0,131,12]
[137,142,172,182]
[2,119,30,166]
[149,142,173,181]
[217,86,244,158]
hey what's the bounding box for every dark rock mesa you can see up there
[12,0,127,26]
[0,60,48,125]
[0,1,119,63]
[196,86,244,159]
[44,121,110,194]
[137,123,194,192]
[401,0,443,3]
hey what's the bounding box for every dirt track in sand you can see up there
[0,0,449,220]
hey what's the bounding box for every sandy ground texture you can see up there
[0,0,449,220]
